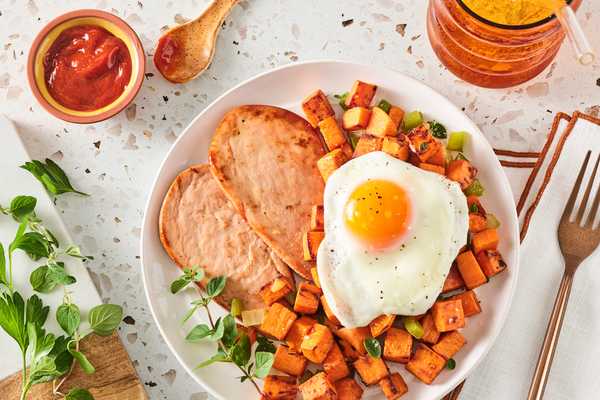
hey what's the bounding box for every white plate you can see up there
[140,60,520,400]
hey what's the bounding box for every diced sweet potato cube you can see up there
[260,278,293,306]
[264,375,297,399]
[286,316,316,352]
[369,315,396,338]
[388,106,405,129]
[353,134,383,158]
[419,163,445,175]
[303,231,325,261]
[335,378,364,400]
[317,148,348,182]
[383,328,413,363]
[446,159,478,190]
[366,107,397,137]
[302,89,335,127]
[301,323,334,363]
[476,250,507,278]
[354,356,389,385]
[456,250,487,289]
[343,107,372,131]
[406,345,446,384]
[335,327,370,355]
[259,303,298,340]
[427,145,446,166]
[274,345,308,376]
[421,313,440,345]
[311,267,321,288]
[469,213,488,233]
[310,205,324,231]
[339,339,361,361]
[432,299,465,332]
[379,372,408,399]
[449,290,481,317]
[320,295,340,326]
[345,80,378,108]
[299,372,337,400]
[382,135,409,161]
[432,331,466,360]
[442,264,465,293]
[323,343,350,382]
[407,125,439,162]
[340,142,354,159]
[319,116,348,151]
[294,282,322,314]
[472,229,499,254]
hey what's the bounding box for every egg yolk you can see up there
[344,179,411,250]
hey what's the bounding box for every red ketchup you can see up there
[154,35,181,78]
[44,25,132,111]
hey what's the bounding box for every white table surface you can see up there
[0,1,599,399]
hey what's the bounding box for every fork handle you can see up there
[527,271,574,400]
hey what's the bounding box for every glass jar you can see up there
[427,0,582,88]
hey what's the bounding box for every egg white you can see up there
[317,151,469,328]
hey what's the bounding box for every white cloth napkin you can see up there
[461,115,600,400]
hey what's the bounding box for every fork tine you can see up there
[576,153,600,224]
[562,151,591,222]
[585,165,600,229]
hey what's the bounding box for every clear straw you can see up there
[555,5,595,65]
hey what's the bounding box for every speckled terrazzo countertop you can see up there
[1,1,599,399]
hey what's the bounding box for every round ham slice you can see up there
[159,164,292,310]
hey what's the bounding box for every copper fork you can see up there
[527,150,600,400]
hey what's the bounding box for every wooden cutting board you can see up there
[0,333,146,400]
[0,116,146,400]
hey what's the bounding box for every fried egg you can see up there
[317,151,469,328]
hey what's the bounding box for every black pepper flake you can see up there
[163,95,169,102]
[84,168,91,174]
[162,114,167,120]
[233,40,239,45]
[342,18,354,27]
[597,78,600,87]
[144,72,154,79]
[93,140,101,149]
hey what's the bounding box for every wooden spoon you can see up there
[154,0,239,83]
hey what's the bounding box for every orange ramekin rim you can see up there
[27,9,146,124]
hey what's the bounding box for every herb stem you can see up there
[20,351,27,400]
[203,305,262,395]
[8,250,14,292]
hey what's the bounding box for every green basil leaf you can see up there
[0,292,28,351]
[0,243,6,286]
[26,294,49,327]
[363,338,382,358]
[46,262,76,286]
[255,335,276,354]
[88,304,123,336]
[206,276,226,298]
[56,303,81,336]
[186,324,212,342]
[231,333,251,367]
[194,349,229,369]
[28,355,60,385]
[181,304,201,324]
[170,276,191,294]
[69,348,95,374]
[208,317,225,342]
[9,195,37,221]
[253,351,274,379]
[30,265,55,293]
[11,231,51,261]
[220,314,238,348]
[21,159,88,196]
[65,388,95,400]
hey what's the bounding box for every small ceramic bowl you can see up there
[27,9,145,124]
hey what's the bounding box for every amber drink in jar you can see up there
[427,0,582,88]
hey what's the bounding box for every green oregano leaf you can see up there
[56,303,80,336]
[88,304,123,336]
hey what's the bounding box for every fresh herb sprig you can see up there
[170,269,275,395]
[0,163,120,400]
[21,159,88,196]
